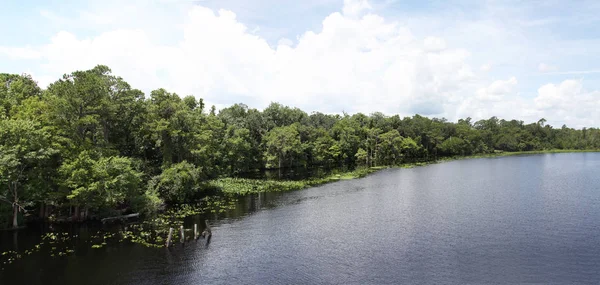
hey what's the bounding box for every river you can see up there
[1,152,600,284]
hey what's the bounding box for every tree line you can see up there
[1,65,599,228]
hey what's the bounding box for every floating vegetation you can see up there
[209,167,380,195]
[2,168,378,269]
[89,195,239,248]
[0,196,237,269]
[0,232,80,270]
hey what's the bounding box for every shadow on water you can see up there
[236,165,353,180]
[0,168,304,284]
[6,154,600,284]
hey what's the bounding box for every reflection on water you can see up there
[2,153,600,284]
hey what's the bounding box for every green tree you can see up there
[264,125,302,168]
[223,126,252,174]
[376,130,406,165]
[0,73,41,118]
[0,119,58,227]
[60,152,144,217]
[149,161,203,203]
[355,148,368,166]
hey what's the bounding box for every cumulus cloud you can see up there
[457,76,523,120]
[1,0,599,127]
[423,37,447,52]
[457,77,599,128]
[1,1,478,117]
[342,0,372,17]
[533,80,600,127]
[475,76,517,101]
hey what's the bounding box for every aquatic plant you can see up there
[208,167,380,195]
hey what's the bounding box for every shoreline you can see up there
[210,149,600,195]
[2,149,598,265]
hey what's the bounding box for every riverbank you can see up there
[438,149,600,162]
[208,149,600,195]
[2,150,598,269]
[208,167,383,195]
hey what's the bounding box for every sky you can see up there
[1,0,599,128]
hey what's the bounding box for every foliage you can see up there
[1,65,600,227]
[210,167,380,195]
[149,161,203,203]
[0,119,58,227]
[263,124,302,168]
[60,153,144,210]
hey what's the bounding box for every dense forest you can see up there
[1,65,599,229]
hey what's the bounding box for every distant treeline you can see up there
[1,65,598,228]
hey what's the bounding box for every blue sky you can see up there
[1,0,599,127]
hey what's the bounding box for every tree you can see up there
[264,125,302,168]
[263,102,307,130]
[376,130,405,165]
[440,137,468,156]
[331,117,360,165]
[0,119,58,227]
[0,73,41,118]
[190,114,225,177]
[3,65,600,226]
[149,161,203,203]
[355,148,368,166]
[46,65,116,150]
[223,126,252,174]
[399,137,421,161]
[60,152,144,218]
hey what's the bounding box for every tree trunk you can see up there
[12,204,19,228]
[39,203,45,219]
[45,204,51,219]
[73,205,80,221]
[278,154,282,169]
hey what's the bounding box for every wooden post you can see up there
[204,220,212,246]
[194,224,198,240]
[166,228,173,247]
[180,226,185,244]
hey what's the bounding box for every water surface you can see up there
[2,153,600,284]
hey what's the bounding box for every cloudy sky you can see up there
[1,0,599,128]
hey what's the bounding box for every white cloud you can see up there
[3,1,478,118]
[475,76,517,101]
[538,62,558,72]
[2,0,600,128]
[533,79,600,127]
[423,37,447,52]
[457,77,599,128]
[277,38,294,47]
[534,79,582,110]
[480,63,492,72]
[342,0,372,17]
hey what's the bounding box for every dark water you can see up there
[2,153,600,284]
[238,165,351,180]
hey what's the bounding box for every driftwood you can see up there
[101,213,140,223]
